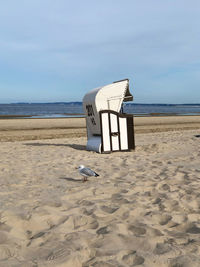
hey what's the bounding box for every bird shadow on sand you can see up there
[60,177,82,182]
[24,143,86,151]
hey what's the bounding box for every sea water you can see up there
[0,103,200,118]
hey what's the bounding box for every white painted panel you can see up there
[110,113,119,151]
[102,113,111,152]
[110,113,118,132]
[119,118,128,150]
[112,136,119,151]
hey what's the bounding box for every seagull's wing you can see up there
[81,167,99,177]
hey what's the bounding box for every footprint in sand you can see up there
[87,260,117,267]
[60,214,97,231]
[111,193,129,204]
[152,214,172,225]
[100,205,119,214]
[46,246,71,262]
[96,226,110,235]
[82,207,94,216]
[152,197,161,204]
[159,214,172,225]
[120,189,129,194]
[128,224,146,236]
[73,215,99,230]
[88,219,99,230]
[178,222,200,234]
[78,200,94,206]
[169,255,197,267]
[158,183,170,191]
[153,242,172,255]
[147,227,163,237]
[73,215,88,230]
[122,250,145,266]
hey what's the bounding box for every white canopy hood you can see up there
[83,79,133,137]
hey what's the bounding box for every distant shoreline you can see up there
[1,102,200,105]
[0,114,85,119]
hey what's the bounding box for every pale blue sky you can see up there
[0,0,200,103]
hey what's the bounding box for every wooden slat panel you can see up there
[101,113,111,152]
[119,118,128,150]
[110,113,119,151]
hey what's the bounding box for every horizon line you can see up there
[1,102,200,105]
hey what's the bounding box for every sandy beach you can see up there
[0,117,200,266]
[1,116,200,142]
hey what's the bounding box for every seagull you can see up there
[78,165,99,182]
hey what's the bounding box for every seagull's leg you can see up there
[83,176,88,182]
